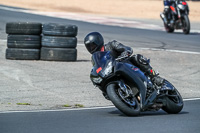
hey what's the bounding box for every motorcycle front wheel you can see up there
[164,23,174,33]
[162,81,184,114]
[106,83,141,116]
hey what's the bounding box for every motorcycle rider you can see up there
[84,32,164,86]
[161,0,176,24]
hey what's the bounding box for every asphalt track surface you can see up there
[0,5,200,133]
[1,99,200,133]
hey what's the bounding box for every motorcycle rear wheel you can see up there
[182,15,190,34]
[106,83,141,116]
[162,81,183,114]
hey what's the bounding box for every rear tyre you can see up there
[162,81,183,114]
[106,83,140,116]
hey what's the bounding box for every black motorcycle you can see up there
[160,0,190,34]
[90,51,183,116]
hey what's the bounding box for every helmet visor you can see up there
[86,42,98,54]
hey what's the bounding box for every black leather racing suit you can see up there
[163,0,176,22]
[104,40,154,77]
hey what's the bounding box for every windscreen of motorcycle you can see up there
[90,51,114,84]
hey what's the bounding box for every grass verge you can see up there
[16,103,31,105]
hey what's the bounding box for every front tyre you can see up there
[162,81,183,114]
[182,15,190,34]
[164,23,174,33]
[106,84,140,116]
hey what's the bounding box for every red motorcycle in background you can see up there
[160,0,190,34]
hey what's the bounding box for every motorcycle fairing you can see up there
[90,51,150,108]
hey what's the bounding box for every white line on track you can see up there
[0,106,115,114]
[183,97,200,101]
[0,39,7,42]
[0,98,199,114]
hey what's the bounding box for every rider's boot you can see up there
[146,68,164,86]
[152,75,164,86]
[129,54,164,86]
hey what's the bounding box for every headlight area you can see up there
[102,61,113,76]
[91,76,103,84]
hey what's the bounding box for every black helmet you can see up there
[84,32,104,54]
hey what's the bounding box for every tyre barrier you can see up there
[5,22,78,61]
[6,22,42,60]
[41,23,78,61]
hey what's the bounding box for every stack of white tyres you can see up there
[6,22,42,60]
[41,23,78,61]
